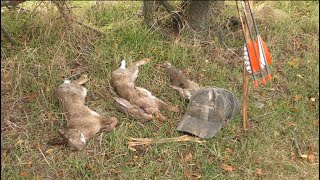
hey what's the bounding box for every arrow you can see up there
[236,1,258,87]
[241,1,267,85]
[247,1,272,81]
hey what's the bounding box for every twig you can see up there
[292,137,303,157]
[70,18,106,35]
[1,25,17,46]
[128,135,206,148]
[53,1,105,35]
[38,148,51,167]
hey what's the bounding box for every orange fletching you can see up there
[247,40,260,72]
[261,38,272,65]
[254,38,272,65]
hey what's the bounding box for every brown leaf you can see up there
[287,122,296,127]
[290,152,296,160]
[308,154,316,164]
[27,161,32,168]
[220,163,235,172]
[256,168,263,176]
[20,171,28,177]
[225,148,235,156]
[3,72,11,83]
[294,95,301,101]
[57,170,64,177]
[313,119,319,127]
[247,122,254,129]
[85,162,92,170]
[184,153,193,162]
[45,148,54,155]
[288,59,299,68]
[190,172,202,179]
[255,157,264,164]
[46,112,56,121]
[25,92,37,102]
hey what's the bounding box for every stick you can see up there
[292,137,303,157]
[38,148,51,167]
[242,58,249,131]
[128,135,206,147]
[1,25,17,46]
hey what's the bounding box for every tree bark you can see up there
[184,1,225,32]
[142,1,159,28]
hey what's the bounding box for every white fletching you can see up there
[243,43,266,74]
[243,44,252,74]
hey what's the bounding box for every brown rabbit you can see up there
[52,74,118,150]
[112,59,179,121]
[158,61,200,100]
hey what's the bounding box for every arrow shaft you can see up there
[240,1,265,81]
[236,1,258,86]
[247,1,272,78]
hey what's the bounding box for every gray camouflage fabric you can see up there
[176,87,240,138]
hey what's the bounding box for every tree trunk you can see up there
[142,1,159,28]
[184,0,225,32]
[142,0,225,38]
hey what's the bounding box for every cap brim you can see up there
[176,114,225,139]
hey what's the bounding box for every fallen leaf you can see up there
[57,170,64,177]
[310,97,316,102]
[45,148,54,155]
[20,171,28,177]
[25,92,37,102]
[184,153,193,162]
[308,154,316,163]
[247,122,254,129]
[300,154,308,159]
[255,157,264,164]
[3,72,11,83]
[256,168,263,176]
[225,148,235,155]
[85,162,92,170]
[220,163,235,172]
[16,140,24,145]
[287,122,296,127]
[27,161,32,168]
[288,59,299,68]
[190,172,202,179]
[111,43,118,49]
[290,152,295,160]
[313,119,319,127]
[294,95,302,101]
[296,74,303,79]
[46,113,56,121]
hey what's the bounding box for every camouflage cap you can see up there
[176,87,240,138]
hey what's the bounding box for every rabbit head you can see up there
[58,128,87,151]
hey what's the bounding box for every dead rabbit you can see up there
[112,58,179,121]
[157,61,200,100]
[52,74,118,150]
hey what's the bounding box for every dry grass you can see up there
[1,1,319,179]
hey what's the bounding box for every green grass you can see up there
[1,1,319,179]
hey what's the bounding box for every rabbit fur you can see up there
[54,74,118,150]
[112,58,179,121]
